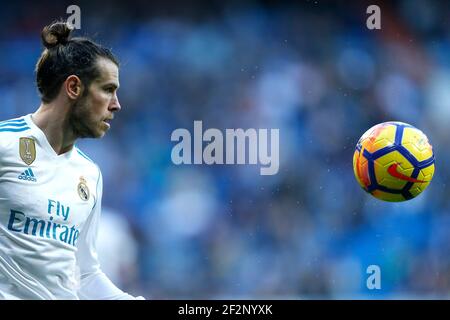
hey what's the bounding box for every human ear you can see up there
[65,75,83,100]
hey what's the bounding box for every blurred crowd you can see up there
[1,0,450,298]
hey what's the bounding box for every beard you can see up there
[69,96,103,139]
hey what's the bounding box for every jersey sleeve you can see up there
[75,168,142,300]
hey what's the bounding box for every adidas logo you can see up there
[18,168,37,182]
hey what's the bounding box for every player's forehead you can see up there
[93,57,120,87]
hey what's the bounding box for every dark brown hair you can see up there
[35,21,119,103]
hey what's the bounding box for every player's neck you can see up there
[32,102,77,155]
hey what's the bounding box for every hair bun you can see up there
[41,21,73,49]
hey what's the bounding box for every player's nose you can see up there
[110,94,121,112]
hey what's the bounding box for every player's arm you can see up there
[75,169,143,300]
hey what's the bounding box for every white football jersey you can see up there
[0,114,136,299]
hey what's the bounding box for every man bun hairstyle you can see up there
[41,21,73,48]
[36,21,119,103]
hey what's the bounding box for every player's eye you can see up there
[104,87,115,93]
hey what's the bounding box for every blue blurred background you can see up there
[1,0,450,299]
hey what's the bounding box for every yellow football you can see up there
[353,122,435,202]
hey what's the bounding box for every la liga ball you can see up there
[353,121,435,202]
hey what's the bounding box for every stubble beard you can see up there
[70,96,102,139]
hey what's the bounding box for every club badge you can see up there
[78,176,90,201]
[19,137,36,165]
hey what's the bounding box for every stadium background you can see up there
[1,0,450,299]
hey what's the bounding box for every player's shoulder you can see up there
[0,115,31,148]
[73,146,102,178]
[0,116,31,134]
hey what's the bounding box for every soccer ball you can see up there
[353,121,435,202]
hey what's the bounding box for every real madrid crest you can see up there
[19,137,36,165]
[78,176,90,201]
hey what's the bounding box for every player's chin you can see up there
[96,131,106,138]
[90,123,108,138]
[99,121,111,135]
